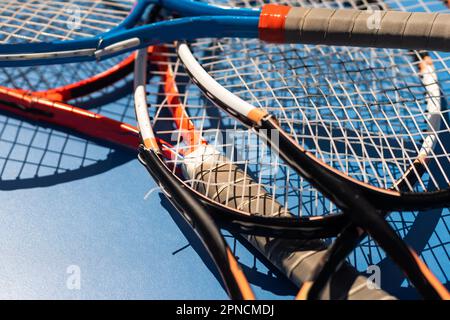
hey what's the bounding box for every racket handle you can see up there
[184,146,395,299]
[259,5,450,52]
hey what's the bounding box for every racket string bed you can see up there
[195,0,450,198]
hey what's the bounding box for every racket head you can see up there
[0,0,254,45]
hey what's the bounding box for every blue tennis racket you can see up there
[0,0,450,66]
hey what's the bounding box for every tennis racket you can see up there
[176,0,450,300]
[136,41,401,300]
[0,0,450,66]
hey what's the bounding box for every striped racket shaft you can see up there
[183,145,395,299]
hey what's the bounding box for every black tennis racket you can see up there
[175,0,450,300]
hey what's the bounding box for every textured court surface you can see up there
[0,129,447,299]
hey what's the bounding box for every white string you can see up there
[0,0,133,43]
[197,0,450,193]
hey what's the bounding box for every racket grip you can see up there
[184,146,395,299]
[260,5,450,52]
